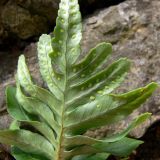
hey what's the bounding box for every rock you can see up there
[0,0,58,44]
[82,0,160,138]
[15,0,59,24]
[1,1,49,39]
[0,0,160,138]
[0,0,123,44]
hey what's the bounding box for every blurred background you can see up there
[0,0,160,159]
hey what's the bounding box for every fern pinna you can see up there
[0,0,158,160]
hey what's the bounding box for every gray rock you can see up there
[0,0,121,42]
[0,0,160,137]
[82,0,160,137]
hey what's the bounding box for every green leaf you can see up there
[49,0,82,66]
[70,43,112,80]
[16,82,60,132]
[0,130,54,159]
[64,113,151,148]
[19,120,56,145]
[66,58,130,110]
[72,153,110,160]
[66,137,142,158]
[17,55,61,117]
[12,147,49,160]
[93,137,143,157]
[6,86,29,120]
[37,35,64,100]
[65,83,157,134]
[10,120,20,130]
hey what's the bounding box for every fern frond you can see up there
[0,0,158,160]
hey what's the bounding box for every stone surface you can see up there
[1,0,160,138]
[0,0,123,44]
[82,0,160,138]
[0,0,56,41]
[1,3,48,39]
